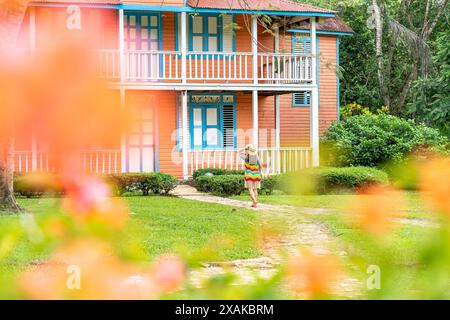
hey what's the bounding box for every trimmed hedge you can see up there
[107,173,179,196]
[14,173,64,198]
[276,166,389,195]
[192,166,388,196]
[192,168,245,180]
[193,169,280,196]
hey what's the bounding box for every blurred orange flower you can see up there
[420,156,450,217]
[286,248,342,299]
[62,176,128,229]
[150,255,186,293]
[348,185,405,236]
[19,239,186,299]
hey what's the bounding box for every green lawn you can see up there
[233,191,431,220]
[0,196,260,271]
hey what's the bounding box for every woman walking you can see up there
[240,144,262,208]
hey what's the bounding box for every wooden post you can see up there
[118,9,125,84]
[252,90,258,148]
[181,12,187,84]
[274,25,281,173]
[310,17,320,167]
[120,89,127,173]
[181,91,189,179]
[251,15,258,85]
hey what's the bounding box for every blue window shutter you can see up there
[292,34,313,107]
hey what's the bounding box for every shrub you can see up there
[14,173,64,198]
[195,175,245,196]
[192,168,245,180]
[276,167,389,195]
[321,114,448,167]
[107,173,178,196]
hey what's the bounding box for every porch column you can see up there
[274,25,281,173]
[181,91,189,179]
[120,89,127,173]
[251,15,258,85]
[252,90,259,147]
[181,12,187,84]
[118,9,125,84]
[30,7,37,171]
[310,17,320,167]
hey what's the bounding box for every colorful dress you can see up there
[243,154,262,189]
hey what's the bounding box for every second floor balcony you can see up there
[97,49,313,89]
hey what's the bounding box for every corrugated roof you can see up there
[293,16,353,34]
[186,0,336,13]
[32,0,120,4]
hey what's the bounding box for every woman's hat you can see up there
[245,144,257,156]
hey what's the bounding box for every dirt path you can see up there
[172,185,365,298]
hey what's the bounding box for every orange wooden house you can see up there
[13,0,353,179]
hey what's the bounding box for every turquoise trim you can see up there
[175,13,236,54]
[186,93,237,150]
[337,36,341,122]
[291,34,319,107]
[288,29,353,37]
[119,5,336,17]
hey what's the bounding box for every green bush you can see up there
[192,168,245,180]
[276,167,389,195]
[321,114,448,167]
[14,173,64,198]
[107,173,179,196]
[195,175,245,196]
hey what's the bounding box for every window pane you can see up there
[206,108,217,125]
[193,108,202,126]
[142,134,153,145]
[208,17,217,34]
[141,16,148,26]
[141,29,148,39]
[206,128,218,146]
[142,148,154,172]
[193,36,203,51]
[192,16,203,33]
[128,148,140,172]
[129,28,136,39]
[208,37,218,52]
[150,29,158,40]
[129,16,136,26]
[129,134,140,146]
[150,16,158,27]
[193,128,202,146]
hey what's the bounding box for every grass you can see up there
[233,191,432,220]
[0,196,260,272]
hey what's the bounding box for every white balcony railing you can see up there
[13,149,122,175]
[188,147,312,176]
[97,50,313,84]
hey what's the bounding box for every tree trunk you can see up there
[372,0,390,109]
[0,137,21,214]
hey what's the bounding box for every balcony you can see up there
[97,50,313,89]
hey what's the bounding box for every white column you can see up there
[274,25,281,173]
[181,91,189,179]
[120,89,127,173]
[251,15,258,85]
[29,7,36,53]
[119,9,125,84]
[310,17,320,167]
[30,7,37,171]
[252,90,258,147]
[181,12,187,84]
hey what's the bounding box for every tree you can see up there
[0,0,29,213]
[369,0,449,114]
